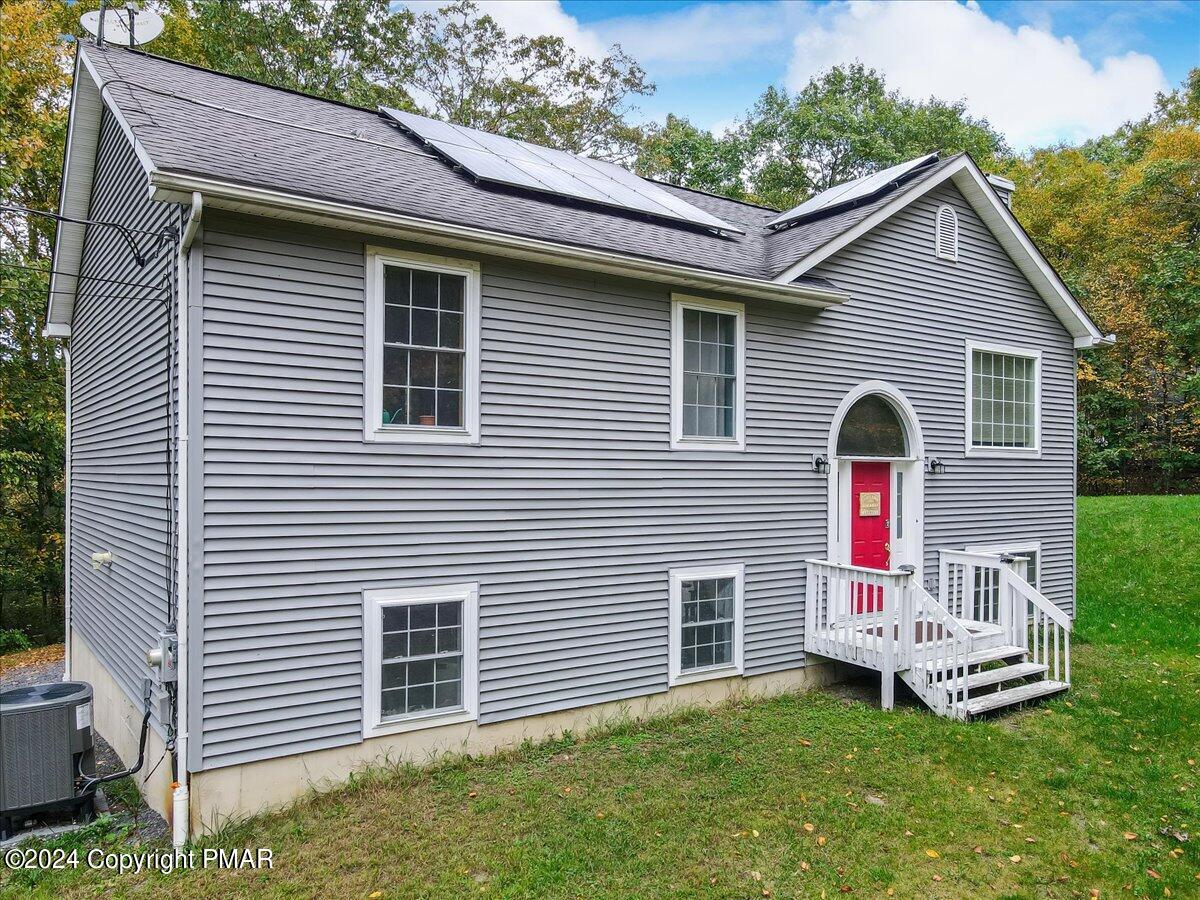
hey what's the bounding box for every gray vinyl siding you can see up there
[68,110,179,731]
[194,179,1076,770]
[804,182,1076,606]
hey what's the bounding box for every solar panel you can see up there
[766,153,939,229]
[381,108,744,234]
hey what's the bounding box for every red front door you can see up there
[850,460,891,612]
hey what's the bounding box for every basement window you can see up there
[363,583,479,737]
[668,564,745,685]
[365,248,480,445]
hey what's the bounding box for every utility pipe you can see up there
[172,191,201,848]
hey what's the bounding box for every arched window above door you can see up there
[836,394,908,457]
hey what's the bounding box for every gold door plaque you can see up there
[859,491,881,516]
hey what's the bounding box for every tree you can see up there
[635,114,747,199]
[1006,70,1200,492]
[188,1,653,162]
[0,1,72,642]
[402,2,650,162]
[742,65,1006,209]
[188,0,416,109]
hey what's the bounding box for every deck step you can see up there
[962,662,1047,692]
[919,644,1026,676]
[963,679,1069,716]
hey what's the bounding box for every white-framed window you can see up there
[364,247,481,445]
[362,582,479,737]
[935,204,959,261]
[670,294,746,451]
[668,563,745,686]
[966,541,1042,588]
[965,340,1041,456]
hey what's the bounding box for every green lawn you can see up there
[5,496,1198,898]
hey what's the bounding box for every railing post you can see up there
[881,575,895,710]
[998,561,1013,646]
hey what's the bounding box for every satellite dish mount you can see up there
[81,1,165,49]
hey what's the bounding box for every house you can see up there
[46,44,1111,842]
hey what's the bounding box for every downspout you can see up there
[172,191,201,848]
[63,346,72,679]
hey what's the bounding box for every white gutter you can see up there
[62,346,72,679]
[148,171,851,309]
[172,191,201,849]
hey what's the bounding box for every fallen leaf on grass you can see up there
[818,836,827,847]
[468,791,478,798]
[800,861,810,872]
[925,849,940,859]
[803,823,815,833]
[1147,869,1161,879]
[1009,855,1022,863]
[595,811,605,819]
[800,739,813,747]
[973,846,983,854]
[932,875,943,882]
[1124,832,1138,840]
[369,893,382,899]
[904,830,914,837]
[1088,891,1099,899]
[750,871,762,882]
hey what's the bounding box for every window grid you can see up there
[381,265,466,429]
[971,350,1035,448]
[682,308,736,439]
[680,576,736,672]
[380,600,464,719]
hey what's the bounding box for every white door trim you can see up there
[825,381,925,580]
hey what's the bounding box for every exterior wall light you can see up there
[926,457,946,474]
[813,454,831,475]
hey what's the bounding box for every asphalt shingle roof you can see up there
[84,47,946,285]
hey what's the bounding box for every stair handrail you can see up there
[1002,567,1072,686]
[904,576,974,719]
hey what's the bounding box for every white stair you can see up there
[964,661,1047,691]
[913,646,1067,718]
[963,679,1069,716]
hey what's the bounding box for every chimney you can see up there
[986,173,1015,208]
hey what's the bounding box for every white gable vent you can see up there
[935,204,959,261]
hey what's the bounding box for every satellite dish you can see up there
[81,4,164,48]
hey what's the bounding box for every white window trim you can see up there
[667,563,745,687]
[670,294,746,451]
[362,582,479,739]
[363,246,481,445]
[935,204,959,262]
[965,540,1042,587]
[964,339,1042,458]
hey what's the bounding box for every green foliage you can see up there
[187,0,416,109]
[404,2,651,162]
[1004,70,1200,492]
[741,64,1006,209]
[636,114,748,198]
[0,627,32,653]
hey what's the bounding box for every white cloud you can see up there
[403,0,607,59]
[590,2,804,75]
[784,0,1170,148]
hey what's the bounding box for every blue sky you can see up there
[473,0,1199,149]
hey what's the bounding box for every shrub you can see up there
[0,628,32,654]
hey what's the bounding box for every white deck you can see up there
[804,552,1072,719]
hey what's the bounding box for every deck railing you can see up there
[804,560,910,670]
[804,560,971,710]
[906,580,974,718]
[939,549,1071,686]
